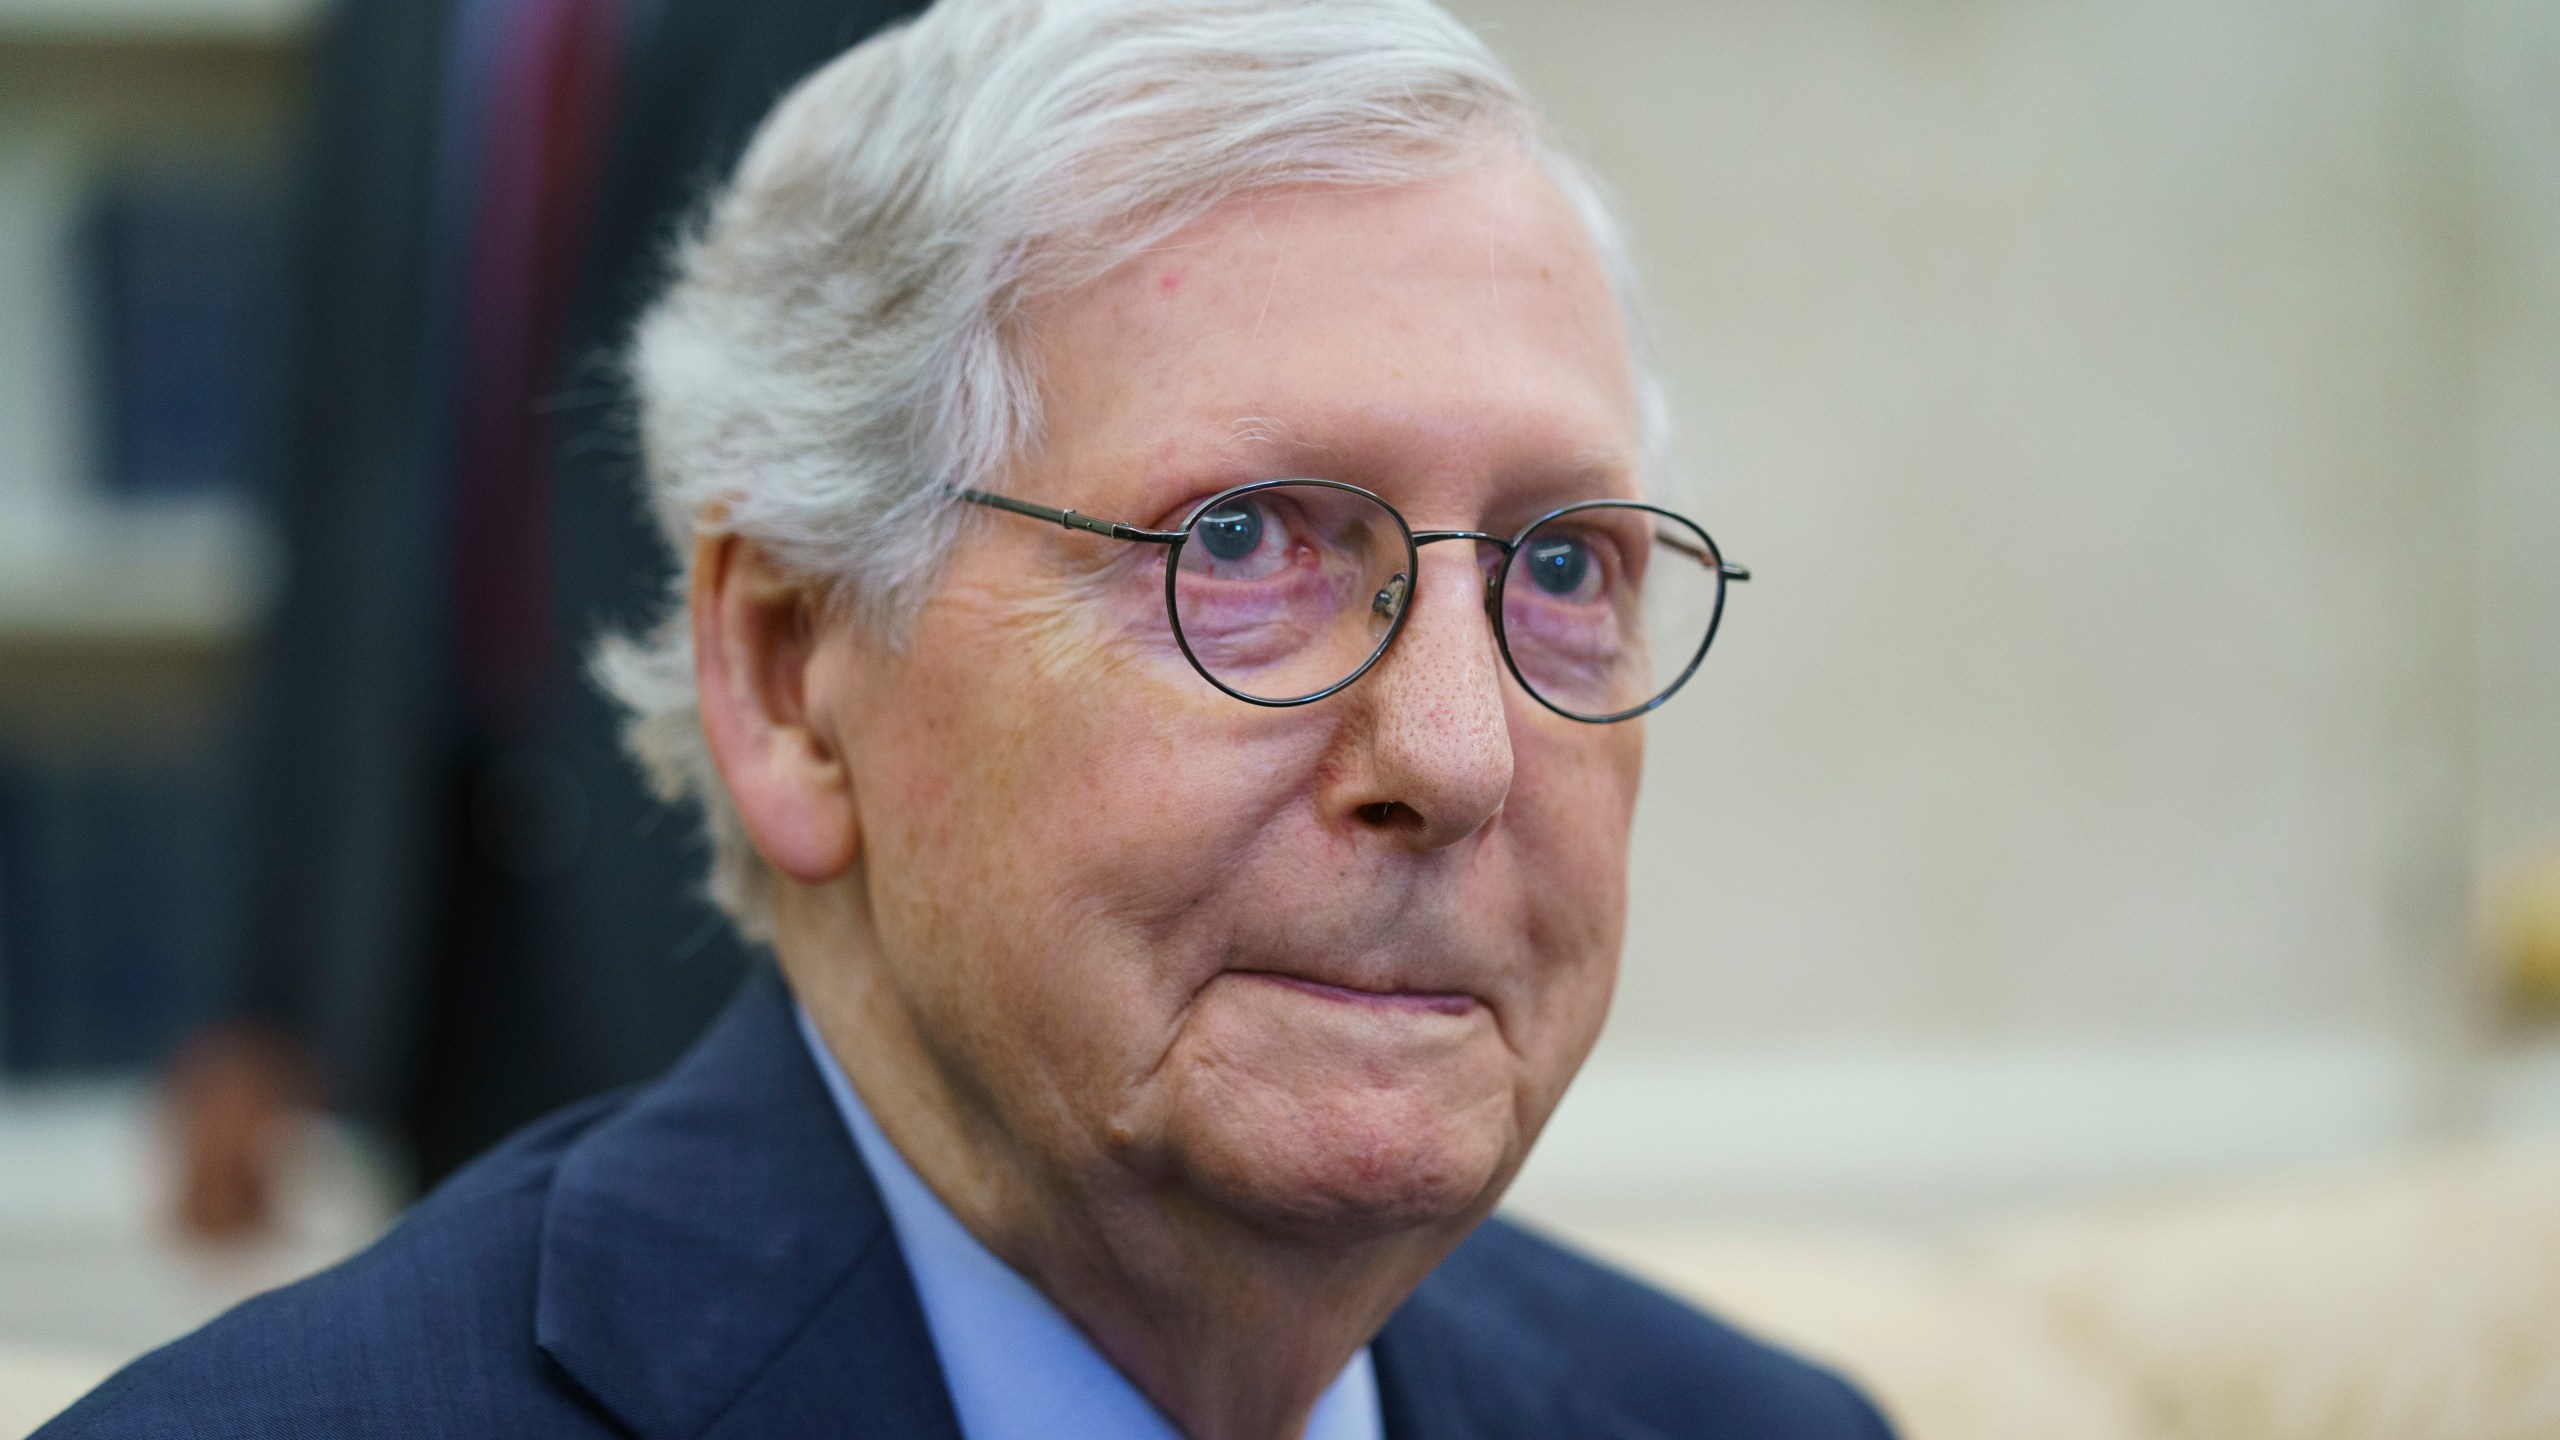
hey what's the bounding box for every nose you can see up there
[1326,543,1514,850]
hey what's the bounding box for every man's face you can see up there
[831,153,1645,1237]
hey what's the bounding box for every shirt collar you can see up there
[795,1004,1384,1440]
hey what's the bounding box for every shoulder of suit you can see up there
[41,1101,1893,1440]
[1409,1216,1899,1439]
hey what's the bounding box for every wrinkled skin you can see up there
[695,150,1646,1440]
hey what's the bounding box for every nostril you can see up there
[1356,800,1424,831]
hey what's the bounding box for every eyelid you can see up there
[1188,486,1325,542]
[1165,480,1283,532]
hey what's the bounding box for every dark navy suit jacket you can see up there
[43,972,1896,1439]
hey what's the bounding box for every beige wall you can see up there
[2470,1,2560,887]
[1440,0,2557,1055]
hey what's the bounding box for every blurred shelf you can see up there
[0,1081,394,1361]
[0,0,317,43]
[0,498,272,750]
[0,496,272,648]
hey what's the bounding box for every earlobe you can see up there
[691,533,863,883]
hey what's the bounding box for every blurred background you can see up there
[0,0,2554,1436]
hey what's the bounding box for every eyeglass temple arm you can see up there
[1649,528,1750,582]
[957,488,1184,544]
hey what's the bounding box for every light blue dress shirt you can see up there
[796,1006,1385,1440]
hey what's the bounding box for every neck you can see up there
[778,895,1479,1440]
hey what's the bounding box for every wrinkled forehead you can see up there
[1017,155,1646,522]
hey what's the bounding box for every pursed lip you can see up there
[1231,969,1481,1016]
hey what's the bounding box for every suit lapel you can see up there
[534,968,963,1440]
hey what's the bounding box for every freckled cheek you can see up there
[852,716,997,928]
[1505,727,1640,976]
[1039,734,1318,952]
[855,545,1328,964]
[1510,720,1640,856]
[869,663,1289,952]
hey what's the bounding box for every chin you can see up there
[1128,997,1529,1241]
[1205,1083,1520,1240]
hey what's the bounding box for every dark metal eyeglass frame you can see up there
[957,478,1751,723]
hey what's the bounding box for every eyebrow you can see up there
[1559,449,1635,490]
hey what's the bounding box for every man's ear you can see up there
[692,533,862,883]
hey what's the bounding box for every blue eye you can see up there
[1195,500,1266,561]
[1525,536,1591,596]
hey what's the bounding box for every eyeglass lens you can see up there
[1172,483,1409,704]
[1169,483,1724,718]
[1497,503,1723,721]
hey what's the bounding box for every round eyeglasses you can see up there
[958,479,1750,723]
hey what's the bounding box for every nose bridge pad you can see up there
[1371,571,1410,623]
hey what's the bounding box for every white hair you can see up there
[597,0,1670,939]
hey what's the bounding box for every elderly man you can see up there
[47,2,1891,1437]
